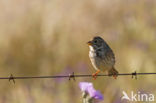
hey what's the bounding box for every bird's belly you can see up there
[89,51,111,72]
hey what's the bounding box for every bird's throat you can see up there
[89,46,95,52]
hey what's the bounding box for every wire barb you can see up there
[69,72,75,81]
[132,71,137,79]
[9,74,15,84]
[0,72,155,82]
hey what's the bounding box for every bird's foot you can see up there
[92,73,97,80]
[92,70,100,80]
[113,75,117,79]
[108,73,118,79]
[108,68,118,79]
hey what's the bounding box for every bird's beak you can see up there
[87,41,92,45]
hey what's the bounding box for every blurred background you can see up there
[0,0,156,103]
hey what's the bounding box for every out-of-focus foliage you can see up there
[0,0,155,103]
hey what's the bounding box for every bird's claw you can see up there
[113,75,117,79]
[92,70,100,80]
[108,74,118,79]
[108,68,118,79]
[92,73,97,80]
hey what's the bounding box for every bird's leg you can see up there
[113,75,117,79]
[92,70,100,80]
[108,68,118,79]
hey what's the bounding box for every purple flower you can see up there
[79,82,104,101]
[93,91,104,100]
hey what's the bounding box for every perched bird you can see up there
[87,36,118,79]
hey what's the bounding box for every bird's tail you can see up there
[108,67,118,76]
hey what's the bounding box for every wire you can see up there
[0,72,156,83]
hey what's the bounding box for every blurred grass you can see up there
[0,0,156,103]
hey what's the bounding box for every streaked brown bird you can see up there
[87,36,118,79]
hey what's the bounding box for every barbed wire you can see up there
[0,71,156,83]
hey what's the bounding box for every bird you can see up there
[87,36,118,79]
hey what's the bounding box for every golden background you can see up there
[0,0,155,103]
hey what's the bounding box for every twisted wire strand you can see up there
[0,72,155,80]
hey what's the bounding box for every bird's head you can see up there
[87,36,104,49]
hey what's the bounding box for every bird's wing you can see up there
[104,49,115,65]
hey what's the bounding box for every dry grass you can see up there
[0,0,155,103]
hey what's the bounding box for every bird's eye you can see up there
[94,40,97,43]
